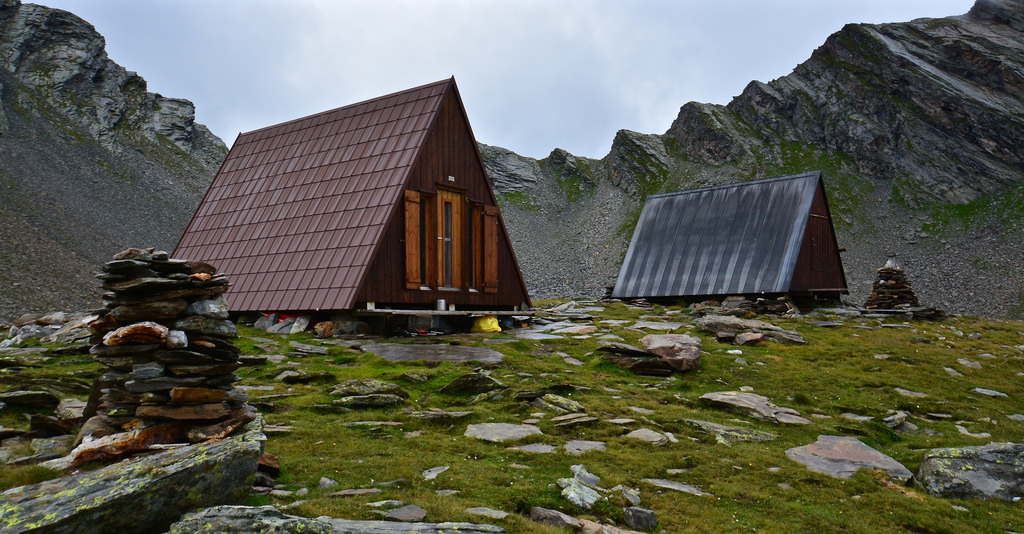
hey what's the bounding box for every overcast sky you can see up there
[41,0,976,159]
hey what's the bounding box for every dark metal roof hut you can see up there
[174,78,530,315]
[611,171,848,302]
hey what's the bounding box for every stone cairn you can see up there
[85,248,254,446]
[864,258,920,309]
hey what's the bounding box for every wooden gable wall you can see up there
[789,180,848,295]
[355,86,530,309]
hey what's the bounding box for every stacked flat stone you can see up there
[87,248,253,442]
[864,259,920,309]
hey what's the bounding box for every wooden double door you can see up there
[404,188,498,294]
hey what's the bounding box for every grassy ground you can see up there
[2,302,1024,533]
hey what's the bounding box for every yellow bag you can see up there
[471,315,501,333]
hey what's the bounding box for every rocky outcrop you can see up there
[478,143,540,193]
[606,130,669,197]
[0,0,225,322]
[0,1,224,162]
[0,436,261,534]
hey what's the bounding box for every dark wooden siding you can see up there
[789,183,848,294]
[355,89,530,309]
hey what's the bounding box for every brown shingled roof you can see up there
[174,79,452,311]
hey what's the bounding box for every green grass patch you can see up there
[2,307,1024,532]
[496,190,540,212]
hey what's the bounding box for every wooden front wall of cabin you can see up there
[355,90,530,310]
[789,183,848,295]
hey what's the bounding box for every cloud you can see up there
[42,0,976,159]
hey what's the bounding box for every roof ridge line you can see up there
[240,78,453,137]
[648,170,821,199]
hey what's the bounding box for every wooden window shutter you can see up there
[483,205,499,293]
[404,190,421,289]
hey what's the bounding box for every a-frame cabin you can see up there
[611,171,848,302]
[174,78,530,314]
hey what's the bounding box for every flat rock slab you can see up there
[631,320,685,331]
[465,423,542,442]
[169,505,508,533]
[699,391,811,424]
[169,505,334,534]
[972,388,1008,398]
[509,443,557,453]
[552,325,598,335]
[642,478,711,496]
[331,379,410,398]
[466,507,509,520]
[408,410,473,421]
[918,442,1024,501]
[386,504,428,522]
[785,435,912,482]
[625,428,670,446]
[894,387,926,398]
[564,440,606,455]
[288,341,327,355]
[682,419,777,445]
[364,343,503,363]
[515,331,563,340]
[324,518,506,533]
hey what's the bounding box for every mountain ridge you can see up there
[0,0,225,321]
[486,0,1024,318]
[2,0,1023,321]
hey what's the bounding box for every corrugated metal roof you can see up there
[174,79,453,311]
[612,171,823,299]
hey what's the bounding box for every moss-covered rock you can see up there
[917,442,1024,501]
[0,437,259,533]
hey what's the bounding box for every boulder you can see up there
[1,437,260,533]
[917,442,1024,501]
[639,333,701,371]
[623,506,658,531]
[530,507,582,530]
[734,332,764,346]
[596,343,675,376]
[0,390,61,410]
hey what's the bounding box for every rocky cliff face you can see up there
[486,0,1024,318]
[0,0,225,321]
